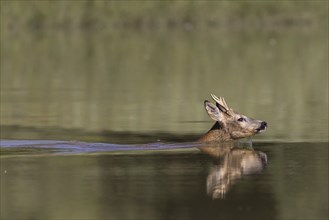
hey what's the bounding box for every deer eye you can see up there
[237,117,245,122]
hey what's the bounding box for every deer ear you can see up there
[204,100,222,121]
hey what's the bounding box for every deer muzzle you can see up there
[256,121,267,133]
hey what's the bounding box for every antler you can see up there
[211,94,231,115]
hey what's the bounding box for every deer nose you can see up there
[261,121,267,128]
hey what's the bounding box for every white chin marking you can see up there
[258,128,266,133]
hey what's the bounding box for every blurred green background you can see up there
[1,1,328,142]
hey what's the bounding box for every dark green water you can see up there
[1,141,328,220]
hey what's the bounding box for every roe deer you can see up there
[197,94,267,199]
[199,94,267,142]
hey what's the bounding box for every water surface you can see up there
[1,140,328,220]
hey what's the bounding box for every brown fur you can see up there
[199,94,267,142]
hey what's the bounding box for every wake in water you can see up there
[0,139,202,156]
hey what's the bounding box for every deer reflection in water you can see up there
[199,142,267,199]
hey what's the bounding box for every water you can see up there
[1,2,328,220]
[1,140,328,220]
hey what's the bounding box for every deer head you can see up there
[200,94,267,142]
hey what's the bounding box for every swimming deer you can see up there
[199,94,267,142]
[197,94,268,199]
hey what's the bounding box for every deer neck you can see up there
[198,122,232,142]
